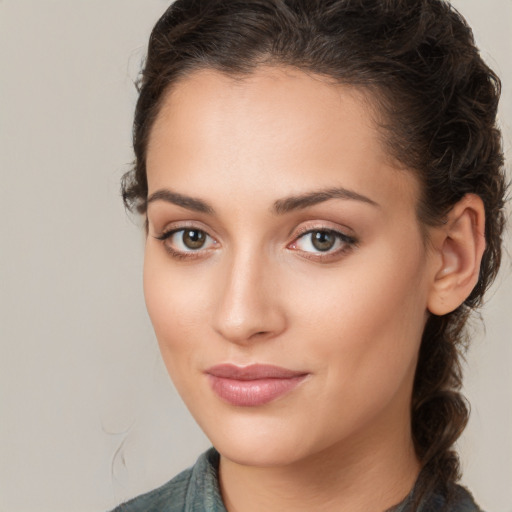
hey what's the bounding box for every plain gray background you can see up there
[1,1,511,511]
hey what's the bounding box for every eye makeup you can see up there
[153,219,358,264]
[287,224,358,262]
[154,225,219,261]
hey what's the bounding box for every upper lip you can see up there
[205,364,307,380]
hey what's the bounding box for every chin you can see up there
[215,438,302,468]
[196,413,305,467]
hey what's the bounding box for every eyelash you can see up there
[154,227,217,260]
[154,225,357,262]
[288,227,357,261]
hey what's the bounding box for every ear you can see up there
[427,193,486,316]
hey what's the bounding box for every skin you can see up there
[142,66,485,512]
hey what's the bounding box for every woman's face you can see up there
[143,66,437,467]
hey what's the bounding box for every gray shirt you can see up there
[110,448,481,512]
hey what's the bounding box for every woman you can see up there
[113,0,507,510]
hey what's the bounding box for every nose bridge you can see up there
[212,244,285,344]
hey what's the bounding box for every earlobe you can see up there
[427,194,486,316]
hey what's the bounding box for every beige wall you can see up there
[1,1,510,511]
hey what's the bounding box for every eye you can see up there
[155,227,217,257]
[289,229,356,257]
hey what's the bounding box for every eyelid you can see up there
[153,222,219,260]
[291,220,357,241]
[151,218,214,237]
[151,220,357,261]
[287,222,358,260]
[154,227,214,242]
[290,228,356,248]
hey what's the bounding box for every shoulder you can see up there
[421,484,483,512]
[394,475,483,512]
[450,485,483,512]
[109,466,193,512]
[109,448,224,512]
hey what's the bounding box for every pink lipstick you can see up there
[205,364,308,407]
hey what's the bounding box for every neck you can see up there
[218,404,420,512]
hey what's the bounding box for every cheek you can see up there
[143,249,209,366]
[287,237,429,392]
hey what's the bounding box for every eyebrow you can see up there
[147,189,214,214]
[272,187,379,214]
[146,186,379,215]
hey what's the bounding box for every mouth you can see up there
[205,364,309,407]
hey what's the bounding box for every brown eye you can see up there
[311,231,336,252]
[156,227,217,256]
[291,228,356,258]
[182,229,207,249]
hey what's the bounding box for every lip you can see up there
[205,364,309,407]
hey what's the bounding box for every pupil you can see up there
[312,231,335,251]
[183,230,206,249]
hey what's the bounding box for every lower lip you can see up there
[207,375,307,407]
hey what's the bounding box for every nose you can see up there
[211,251,287,345]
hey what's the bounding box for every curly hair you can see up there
[122,0,507,507]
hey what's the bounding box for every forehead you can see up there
[146,66,419,213]
[149,66,379,160]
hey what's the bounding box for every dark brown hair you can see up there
[122,0,507,507]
